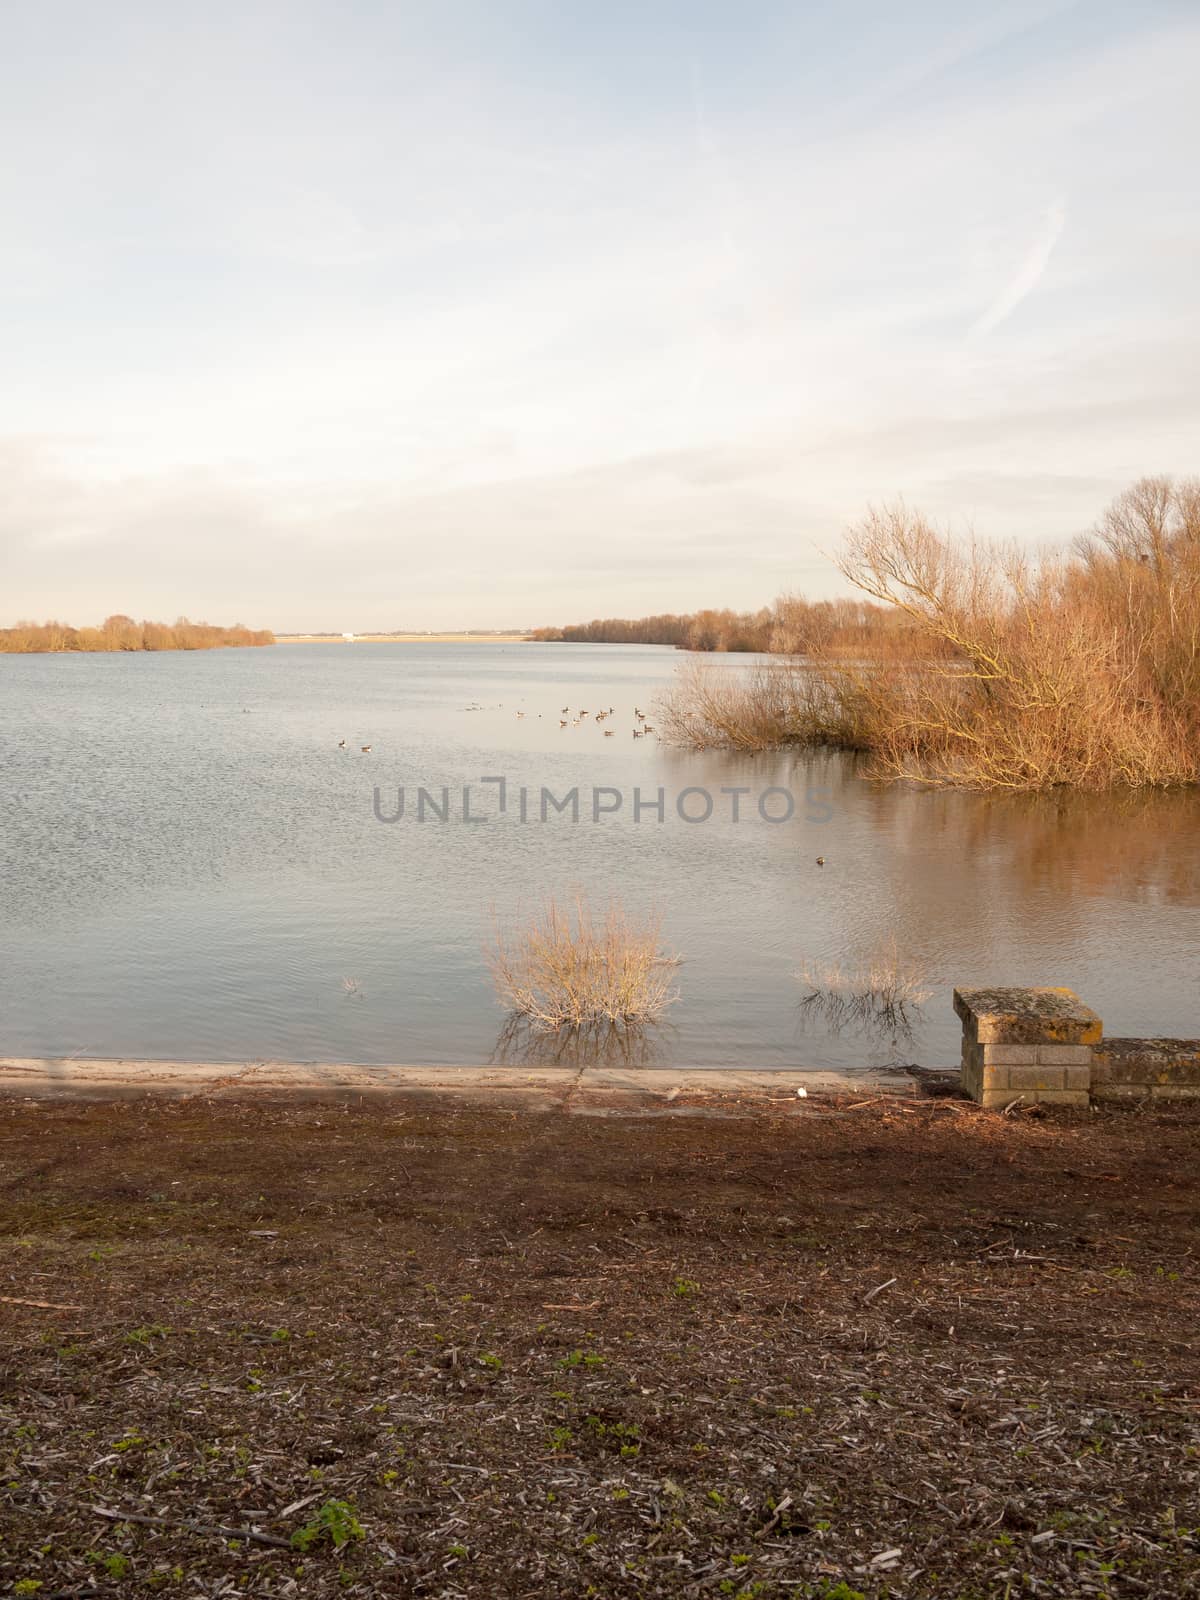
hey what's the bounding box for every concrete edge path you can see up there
[0,1057,920,1112]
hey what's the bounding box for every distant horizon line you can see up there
[274,627,536,636]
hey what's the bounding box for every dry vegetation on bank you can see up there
[0,614,275,653]
[1,1094,1198,1599]
[661,477,1200,790]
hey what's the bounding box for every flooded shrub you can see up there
[488,896,680,1032]
[657,655,883,753]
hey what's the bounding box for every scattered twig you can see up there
[863,1276,898,1305]
[277,1491,321,1518]
[0,1295,84,1311]
[755,1493,793,1539]
[84,1502,292,1550]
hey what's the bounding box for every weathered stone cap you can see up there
[1092,1038,1200,1086]
[953,986,1103,1046]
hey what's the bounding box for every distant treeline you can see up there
[529,596,946,657]
[0,615,276,653]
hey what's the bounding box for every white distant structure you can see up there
[342,631,355,641]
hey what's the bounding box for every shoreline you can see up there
[0,1055,920,1107]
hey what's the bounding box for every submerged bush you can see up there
[657,655,881,754]
[488,896,680,1032]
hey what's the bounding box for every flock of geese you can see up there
[556,705,655,738]
[337,702,656,751]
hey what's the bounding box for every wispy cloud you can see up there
[0,3,1197,625]
[969,200,1067,340]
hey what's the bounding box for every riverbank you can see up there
[2,1094,1197,1597]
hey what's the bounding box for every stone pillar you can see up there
[953,987,1100,1108]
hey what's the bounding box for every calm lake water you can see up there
[2,642,1198,1072]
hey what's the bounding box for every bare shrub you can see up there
[1072,475,1200,736]
[838,493,1199,789]
[657,657,878,753]
[488,896,680,1033]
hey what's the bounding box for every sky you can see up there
[2,0,1198,630]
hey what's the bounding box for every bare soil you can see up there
[1,1092,1197,1598]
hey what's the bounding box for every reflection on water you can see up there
[1,642,1198,1071]
[864,781,1200,906]
[796,933,930,1048]
[796,990,924,1050]
[489,1015,674,1068]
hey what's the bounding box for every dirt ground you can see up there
[1,1092,1197,1599]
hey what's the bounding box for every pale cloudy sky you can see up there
[2,0,1198,629]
